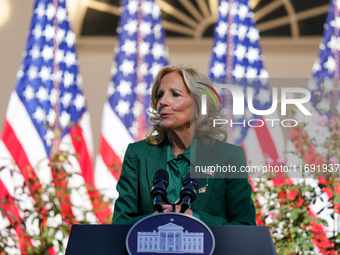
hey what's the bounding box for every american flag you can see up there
[310,0,340,113]
[0,0,110,253]
[208,1,333,251]
[312,0,340,80]
[208,0,285,171]
[286,0,340,248]
[94,0,168,201]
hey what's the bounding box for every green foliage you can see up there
[0,150,113,254]
[252,84,340,254]
[253,178,322,254]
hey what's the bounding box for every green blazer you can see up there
[111,138,256,226]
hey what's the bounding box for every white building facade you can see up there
[137,220,204,253]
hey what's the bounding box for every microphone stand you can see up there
[165,198,176,212]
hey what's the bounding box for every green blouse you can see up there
[166,138,200,219]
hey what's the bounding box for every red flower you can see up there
[296,197,304,207]
[334,204,340,214]
[288,190,298,200]
[318,178,331,185]
[322,187,333,199]
[278,190,286,199]
[256,215,265,226]
[303,153,324,166]
[334,185,340,194]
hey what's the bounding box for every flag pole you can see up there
[136,0,146,141]
[333,0,339,119]
[226,0,234,80]
[51,0,61,159]
[333,0,340,239]
[226,0,235,143]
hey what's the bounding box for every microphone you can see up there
[177,172,200,213]
[150,169,169,213]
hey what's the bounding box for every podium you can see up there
[65,224,277,255]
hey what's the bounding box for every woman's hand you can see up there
[162,205,193,216]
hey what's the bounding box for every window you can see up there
[80,0,329,39]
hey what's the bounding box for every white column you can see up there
[180,233,183,251]
[166,232,168,251]
[148,236,151,252]
[158,233,161,252]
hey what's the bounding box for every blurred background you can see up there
[0,0,329,152]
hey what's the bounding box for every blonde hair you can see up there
[146,65,227,146]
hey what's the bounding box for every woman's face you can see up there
[156,72,198,132]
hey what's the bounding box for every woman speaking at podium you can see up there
[112,65,256,226]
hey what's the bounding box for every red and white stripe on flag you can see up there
[94,0,169,203]
[94,102,134,201]
[0,0,112,253]
[0,91,106,253]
